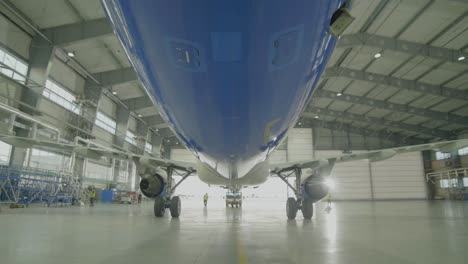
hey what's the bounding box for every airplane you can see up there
[2,0,467,220]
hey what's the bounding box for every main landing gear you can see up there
[274,167,314,220]
[154,167,193,218]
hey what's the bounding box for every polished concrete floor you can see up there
[0,198,467,264]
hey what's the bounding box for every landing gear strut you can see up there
[274,167,314,220]
[154,166,193,218]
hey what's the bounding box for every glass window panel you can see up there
[435,152,451,160]
[458,147,468,156]
[145,142,152,153]
[3,53,15,68]
[1,68,13,78]
[15,61,28,75]
[440,179,449,188]
[42,79,81,114]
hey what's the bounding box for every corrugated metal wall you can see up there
[287,128,313,161]
[316,151,372,200]
[371,152,426,199]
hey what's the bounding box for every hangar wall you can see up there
[0,14,152,191]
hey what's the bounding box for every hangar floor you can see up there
[1,199,467,264]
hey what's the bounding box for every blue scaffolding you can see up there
[0,165,81,206]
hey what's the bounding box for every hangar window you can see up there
[435,151,451,160]
[95,111,117,134]
[0,46,28,83]
[145,142,152,153]
[86,161,112,181]
[116,160,129,183]
[43,80,81,115]
[0,141,12,165]
[125,130,137,145]
[464,178,468,187]
[29,148,70,171]
[439,179,459,188]
[458,147,468,156]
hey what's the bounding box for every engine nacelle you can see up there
[140,173,165,198]
[303,176,329,202]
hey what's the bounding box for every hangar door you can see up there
[370,152,426,199]
[316,151,372,200]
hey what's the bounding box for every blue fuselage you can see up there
[103,0,346,179]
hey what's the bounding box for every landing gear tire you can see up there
[154,197,165,217]
[301,199,314,220]
[170,196,181,218]
[286,197,298,220]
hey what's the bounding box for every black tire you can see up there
[301,199,314,220]
[170,196,181,218]
[286,197,298,220]
[154,197,165,217]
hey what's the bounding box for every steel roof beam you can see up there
[120,96,154,111]
[304,107,454,139]
[142,115,165,127]
[337,33,468,66]
[92,67,137,87]
[41,18,113,46]
[306,119,424,146]
[313,89,468,126]
[322,67,468,100]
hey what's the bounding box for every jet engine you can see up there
[302,176,329,202]
[140,173,165,198]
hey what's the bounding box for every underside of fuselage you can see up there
[102,0,347,181]
[197,161,270,190]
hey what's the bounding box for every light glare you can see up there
[324,178,335,190]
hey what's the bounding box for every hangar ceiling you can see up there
[3,0,468,145]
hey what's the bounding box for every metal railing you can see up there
[0,165,83,206]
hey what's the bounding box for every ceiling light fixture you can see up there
[138,114,142,117]
[112,91,117,95]
[315,115,319,119]
[374,53,382,59]
[67,51,75,57]
[298,122,302,125]
[337,92,342,96]
[458,56,465,61]
[156,129,159,132]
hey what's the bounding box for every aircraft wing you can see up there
[270,139,468,174]
[0,134,196,172]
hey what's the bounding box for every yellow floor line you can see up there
[237,238,248,264]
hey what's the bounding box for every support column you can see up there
[22,36,55,113]
[114,105,130,148]
[9,37,55,167]
[113,105,130,184]
[151,132,163,157]
[135,121,148,155]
